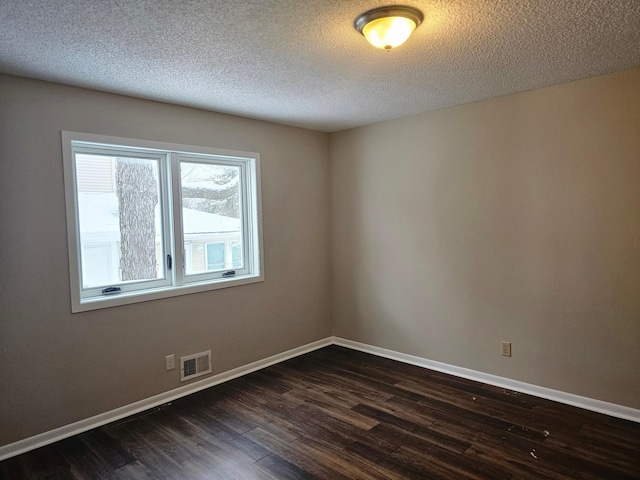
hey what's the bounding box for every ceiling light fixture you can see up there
[354,5,423,51]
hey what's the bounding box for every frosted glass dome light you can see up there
[355,6,423,51]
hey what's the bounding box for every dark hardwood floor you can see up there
[2,345,639,479]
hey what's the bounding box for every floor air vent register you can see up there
[180,350,212,381]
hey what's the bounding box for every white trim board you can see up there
[0,338,332,461]
[332,337,640,424]
[2,335,638,461]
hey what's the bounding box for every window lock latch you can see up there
[102,286,121,295]
[167,254,172,270]
[222,270,236,277]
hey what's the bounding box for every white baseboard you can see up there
[332,336,640,424]
[2,335,638,461]
[0,337,332,461]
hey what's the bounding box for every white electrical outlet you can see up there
[165,354,175,371]
[501,341,512,357]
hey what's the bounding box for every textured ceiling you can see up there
[1,0,639,132]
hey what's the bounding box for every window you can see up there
[62,131,263,312]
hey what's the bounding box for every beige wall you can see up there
[1,67,639,449]
[0,75,331,446]
[330,68,640,409]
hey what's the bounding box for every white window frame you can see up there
[62,131,264,313]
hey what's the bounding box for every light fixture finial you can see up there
[354,5,423,51]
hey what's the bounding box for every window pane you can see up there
[76,154,164,288]
[181,162,243,275]
[206,243,225,270]
[231,241,242,268]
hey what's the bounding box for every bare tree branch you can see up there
[181,186,237,201]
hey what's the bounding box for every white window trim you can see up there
[62,131,264,313]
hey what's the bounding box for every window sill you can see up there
[72,274,264,313]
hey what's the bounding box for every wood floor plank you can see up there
[50,436,117,479]
[158,408,271,463]
[344,441,423,479]
[79,429,138,470]
[365,421,472,455]
[544,430,640,473]
[283,388,380,430]
[2,345,639,479]
[254,453,316,480]
[463,443,576,480]
[293,435,403,480]
[391,443,513,480]
[577,420,640,449]
[244,426,352,480]
[0,445,73,480]
[105,419,199,480]
[477,431,617,480]
[113,460,160,480]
